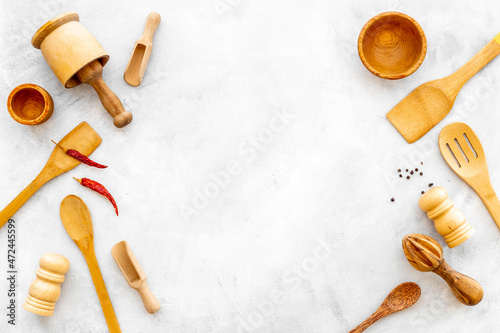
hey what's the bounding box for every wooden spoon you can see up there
[124,12,161,86]
[439,122,500,230]
[349,282,421,333]
[60,195,121,333]
[111,240,161,314]
[387,33,500,143]
[0,122,101,229]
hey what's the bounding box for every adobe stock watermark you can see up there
[181,107,296,222]
[235,233,339,332]
[213,0,242,17]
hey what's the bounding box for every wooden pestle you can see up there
[76,60,133,128]
[23,253,70,316]
[419,187,475,247]
[402,234,483,306]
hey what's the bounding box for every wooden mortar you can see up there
[31,12,132,128]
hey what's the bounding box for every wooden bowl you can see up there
[7,84,54,125]
[358,12,426,79]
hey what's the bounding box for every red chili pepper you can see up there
[74,177,119,216]
[51,140,107,169]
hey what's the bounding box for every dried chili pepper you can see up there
[51,140,107,169]
[74,177,118,216]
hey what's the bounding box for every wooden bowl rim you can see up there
[358,11,427,80]
[7,84,54,126]
[32,12,79,49]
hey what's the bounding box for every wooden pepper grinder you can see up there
[402,234,483,306]
[419,186,475,248]
[23,253,70,316]
[31,12,133,128]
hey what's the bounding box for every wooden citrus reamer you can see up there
[387,33,500,143]
[32,12,133,128]
[0,122,101,229]
[60,195,121,332]
[402,234,483,306]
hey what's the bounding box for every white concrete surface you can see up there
[1,0,500,332]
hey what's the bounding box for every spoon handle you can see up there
[349,308,387,333]
[81,242,121,333]
[445,33,500,96]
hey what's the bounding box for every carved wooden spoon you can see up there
[349,282,421,333]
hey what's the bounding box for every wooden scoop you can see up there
[349,282,421,333]
[60,195,121,333]
[439,122,500,230]
[124,12,161,86]
[387,33,500,143]
[0,122,101,229]
[111,241,161,314]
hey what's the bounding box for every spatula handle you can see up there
[82,245,121,333]
[446,33,500,96]
[0,169,53,229]
[141,12,161,43]
[137,282,161,314]
[479,189,500,231]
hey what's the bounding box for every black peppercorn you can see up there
[420,172,423,176]
[398,169,401,172]
[406,169,409,172]
[421,191,425,194]
[391,198,395,202]
[410,171,414,175]
[429,183,434,187]
[415,168,418,171]
[399,174,402,178]
[407,176,410,179]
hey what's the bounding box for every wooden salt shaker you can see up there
[31,12,133,128]
[402,234,483,306]
[23,253,70,316]
[419,186,475,248]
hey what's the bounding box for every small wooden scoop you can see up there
[349,282,421,333]
[60,195,121,333]
[124,12,161,86]
[111,241,161,314]
[0,122,101,229]
[387,33,500,143]
[439,122,500,230]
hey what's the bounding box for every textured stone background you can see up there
[1,0,500,332]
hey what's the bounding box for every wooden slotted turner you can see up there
[439,122,500,230]
[0,122,101,229]
[387,33,500,143]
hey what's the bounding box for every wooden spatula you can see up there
[439,122,500,230]
[124,12,161,86]
[0,122,101,229]
[111,240,161,314]
[60,195,121,333]
[387,33,500,143]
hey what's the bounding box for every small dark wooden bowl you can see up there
[7,84,54,125]
[358,12,427,80]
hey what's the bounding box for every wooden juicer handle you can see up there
[77,60,133,128]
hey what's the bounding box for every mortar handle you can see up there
[76,60,133,128]
[141,12,161,43]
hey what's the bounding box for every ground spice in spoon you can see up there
[74,177,118,216]
[52,140,107,169]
